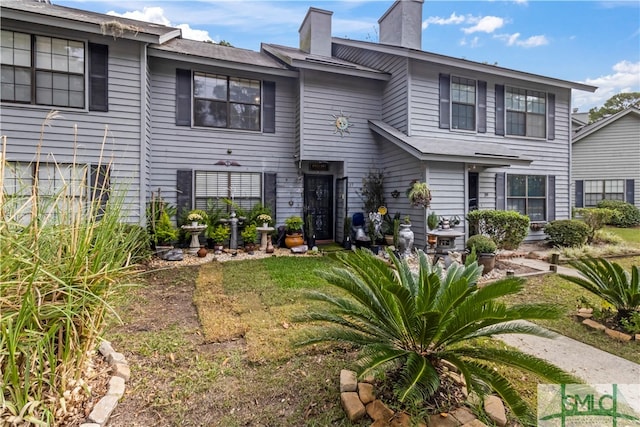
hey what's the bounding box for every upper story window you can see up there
[193,72,261,130]
[177,69,275,133]
[507,174,547,221]
[505,87,546,138]
[439,73,487,133]
[1,30,85,108]
[451,76,476,131]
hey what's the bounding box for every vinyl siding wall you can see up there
[147,57,299,226]
[0,22,144,222]
[572,113,640,209]
[299,69,384,221]
[410,61,574,225]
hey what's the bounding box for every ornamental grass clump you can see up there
[0,123,144,424]
[295,249,574,424]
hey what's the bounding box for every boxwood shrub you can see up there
[596,200,640,228]
[466,234,497,254]
[466,210,529,250]
[544,219,590,247]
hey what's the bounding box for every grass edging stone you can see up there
[79,341,131,427]
[578,314,636,343]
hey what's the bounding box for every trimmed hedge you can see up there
[545,219,590,247]
[466,234,497,254]
[596,200,640,228]
[466,210,529,250]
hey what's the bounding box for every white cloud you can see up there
[107,7,170,26]
[107,6,212,41]
[573,60,640,111]
[422,12,465,30]
[462,16,505,34]
[494,32,549,48]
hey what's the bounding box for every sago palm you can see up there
[296,249,574,424]
[561,257,640,321]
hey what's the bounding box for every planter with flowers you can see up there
[284,215,304,248]
[186,209,208,227]
[258,213,272,229]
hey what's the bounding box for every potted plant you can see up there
[284,215,304,248]
[241,224,258,251]
[153,211,178,256]
[208,224,230,252]
[257,213,272,228]
[407,180,431,208]
[186,209,208,226]
[466,234,497,274]
[427,211,439,247]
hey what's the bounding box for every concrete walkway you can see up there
[499,257,640,386]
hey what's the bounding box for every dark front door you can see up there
[304,175,333,240]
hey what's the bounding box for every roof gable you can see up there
[573,107,640,143]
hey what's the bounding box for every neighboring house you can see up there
[1,0,596,248]
[572,107,640,210]
[571,110,589,133]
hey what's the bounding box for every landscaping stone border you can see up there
[338,368,511,427]
[79,341,130,427]
[577,309,638,342]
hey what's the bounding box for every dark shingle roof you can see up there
[1,0,181,43]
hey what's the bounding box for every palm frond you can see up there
[395,352,440,404]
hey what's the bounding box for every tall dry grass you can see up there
[1,114,145,425]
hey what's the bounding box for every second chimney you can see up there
[379,0,424,50]
[299,7,333,57]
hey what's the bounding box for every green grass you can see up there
[604,226,640,245]
[502,267,640,365]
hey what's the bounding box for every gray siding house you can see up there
[1,0,597,248]
[572,107,639,209]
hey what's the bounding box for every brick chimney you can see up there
[299,7,333,57]
[378,0,424,50]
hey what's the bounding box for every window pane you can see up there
[1,47,13,65]
[508,175,526,197]
[52,54,68,72]
[14,49,31,67]
[53,89,68,106]
[528,199,545,221]
[506,88,526,111]
[506,111,525,135]
[194,72,226,100]
[1,83,14,100]
[69,74,84,91]
[507,198,525,215]
[1,30,13,48]
[527,176,546,197]
[3,162,32,195]
[69,90,84,108]
[452,103,475,130]
[527,91,546,114]
[194,99,227,127]
[585,180,601,193]
[68,41,84,73]
[527,113,545,138]
[36,52,52,69]
[229,103,259,130]
[229,78,260,104]
[15,84,30,102]
[53,73,69,90]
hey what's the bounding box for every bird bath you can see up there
[181,224,207,255]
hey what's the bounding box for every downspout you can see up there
[139,43,149,225]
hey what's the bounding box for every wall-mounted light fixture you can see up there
[391,190,400,199]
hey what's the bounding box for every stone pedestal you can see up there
[181,224,207,255]
[256,226,275,251]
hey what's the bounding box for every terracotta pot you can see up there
[285,233,304,248]
[384,235,394,246]
[197,246,207,257]
[477,253,496,274]
[427,234,437,246]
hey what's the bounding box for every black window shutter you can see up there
[88,43,108,112]
[495,84,505,136]
[547,93,555,140]
[176,69,191,126]
[439,74,450,129]
[90,164,110,218]
[176,169,193,220]
[626,179,635,205]
[263,81,276,133]
[477,80,487,133]
[575,180,584,208]
[547,175,556,221]
[263,173,277,218]
[496,172,506,210]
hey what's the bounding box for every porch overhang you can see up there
[369,120,533,167]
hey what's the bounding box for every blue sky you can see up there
[56,0,640,112]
